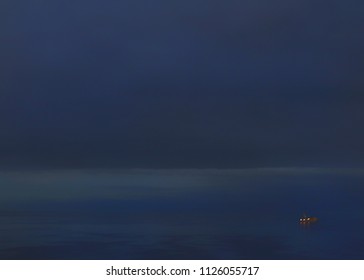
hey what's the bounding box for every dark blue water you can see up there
[1,168,364,259]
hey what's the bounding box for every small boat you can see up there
[299,213,318,224]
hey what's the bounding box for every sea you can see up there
[1,168,363,259]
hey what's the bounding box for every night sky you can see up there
[1,0,364,169]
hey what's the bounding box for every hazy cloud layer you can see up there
[1,0,363,169]
[1,167,363,202]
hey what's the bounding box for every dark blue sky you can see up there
[1,0,364,169]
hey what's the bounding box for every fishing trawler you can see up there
[299,213,318,224]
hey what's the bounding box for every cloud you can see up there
[1,0,363,169]
[1,167,363,202]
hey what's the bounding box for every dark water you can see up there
[1,168,364,259]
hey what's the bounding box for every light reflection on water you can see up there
[0,169,364,259]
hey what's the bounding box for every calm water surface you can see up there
[1,169,364,259]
